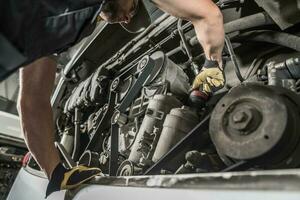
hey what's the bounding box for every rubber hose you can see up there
[189,12,275,46]
[232,30,300,52]
[225,35,244,82]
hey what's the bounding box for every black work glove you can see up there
[46,163,102,198]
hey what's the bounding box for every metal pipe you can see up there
[224,35,244,82]
[224,12,274,34]
[189,12,275,46]
[72,108,82,160]
[177,19,193,61]
[232,30,300,52]
[177,19,200,75]
[166,46,182,57]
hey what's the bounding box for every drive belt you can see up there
[110,55,156,176]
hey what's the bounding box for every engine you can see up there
[52,1,300,177]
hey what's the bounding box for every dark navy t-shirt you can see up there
[0,0,102,80]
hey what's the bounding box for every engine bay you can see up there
[49,1,300,177]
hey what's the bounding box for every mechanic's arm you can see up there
[152,0,224,64]
[17,57,60,178]
[152,0,225,94]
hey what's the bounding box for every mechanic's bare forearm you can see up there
[193,11,224,64]
[153,0,224,64]
[18,57,60,178]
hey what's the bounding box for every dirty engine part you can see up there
[210,84,300,169]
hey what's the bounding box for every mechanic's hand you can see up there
[46,163,102,198]
[192,60,225,95]
[189,59,225,108]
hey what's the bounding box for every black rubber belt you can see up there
[110,56,156,176]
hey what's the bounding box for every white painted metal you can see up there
[0,111,22,140]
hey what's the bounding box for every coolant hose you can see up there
[232,30,300,52]
[189,12,275,46]
[223,12,274,34]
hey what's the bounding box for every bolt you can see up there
[112,111,120,124]
[232,111,248,123]
[111,78,120,91]
[131,127,137,133]
[138,56,149,70]
[112,111,128,126]
[229,107,255,133]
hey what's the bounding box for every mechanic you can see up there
[1,0,224,197]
